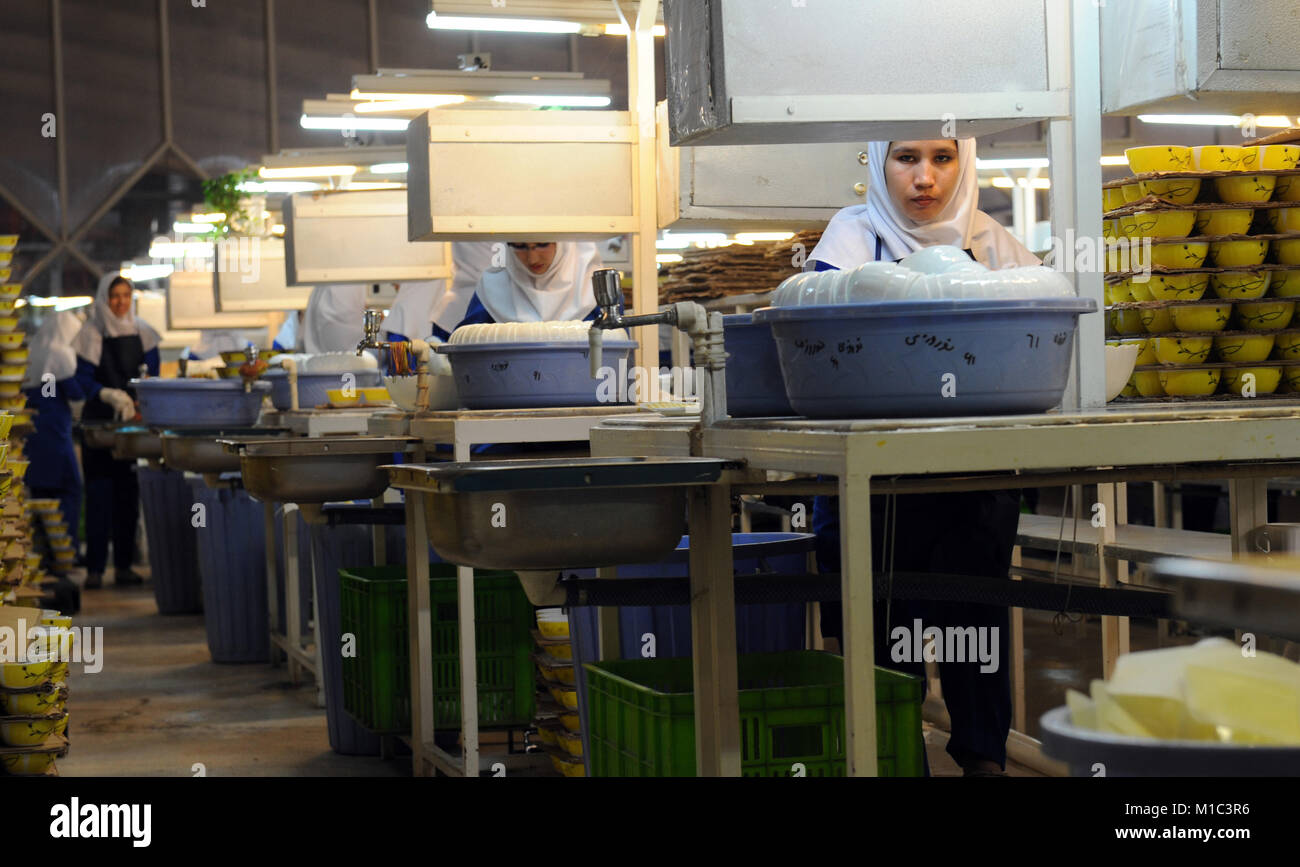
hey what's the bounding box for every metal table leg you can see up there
[688,481,739,776]
[308,537,326,709]
[406,491,435,777]
[839,466,878,777]
[457,562,480,777]
[264,501,282,668]
[284,504,303,685]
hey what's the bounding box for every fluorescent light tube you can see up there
[427,13,582,33]
[259,165,357,179]
[490,94,610,107]
[299,114,410,131]
[976,158,1049,169]
[368,162,408,174]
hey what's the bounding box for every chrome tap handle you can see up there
[592,268,622,316]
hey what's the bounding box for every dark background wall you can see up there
[0,0,663,296]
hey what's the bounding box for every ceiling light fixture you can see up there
[426,12,582,33]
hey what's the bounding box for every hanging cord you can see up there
[882,483,899,636]
[1050,486,1085,634]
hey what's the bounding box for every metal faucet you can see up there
[588,268,729,426]
[358,309,389,355]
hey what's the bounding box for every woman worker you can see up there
[301,284,367,353]
[809,139,1039,777]
[453,241,606,330]
[23,310,86,564]
[386,242,497,344]
[72,273,161,589]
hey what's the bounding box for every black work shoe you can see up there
[114,569,144,586]
[84,572,104,590]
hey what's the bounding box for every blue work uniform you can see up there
[810,236,1016,772]
[74,334,160,574]
[24,378,86,550]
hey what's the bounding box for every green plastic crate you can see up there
[585,651,924,777]
[340,564,535,733]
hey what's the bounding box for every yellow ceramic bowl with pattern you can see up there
[0,717,59,747]
[0,336,22,351]
[560,712,580,733]
[1237,299,1296,331]
[1159,368,1221,396]
[1140,177,1202,205]
[1103,187,1126,212]
[1257,145,1300,172]
[1,347,27,364]
[0,659,52,689]
[1222,367,1282,395]
[1194,208,1254,236]
[1117,215,1139,240]
[7,461,28,480]
[1150,242,1209,269]
[1120,337,1155,366]
[1276,240,1300,265]
[1153,336,1212,366]
[1119,378,1140,398]
[1145,273,1209,302]
[1272,207,1300,233]
[1211,239,1269,268]
[0,285,21,301]
[559,730,583,758]
[543,642,572,661]
[1127,145,1194,174]
[1170,303,1231,333]
[1127,278,1154,302]
[1276,173,1300,203]
[0,317,18,333]
[534,725,558,748]
[1131,370,1165,397]
[1214,333,1275,363]
[1102,219,1118,241]
[1216,174,1276,204]
[1274,333,1300,359]
[0,364,25,378]
[1130,209,1195,239]
[0,395,27,411]
[0,382,20,398]
[1192,145,1248,172]
[1270,270,1300,298]
[1104,280,1132,304]
[1283,366,1300,392]
[2,688,63,715]
[1140,307,1175,334]
[0,752,57,776]
[0,300,15,317]
[1121,183,1142,203]
[549,686,579,710]
[536,620,569,640]
[1210,270,1271,300]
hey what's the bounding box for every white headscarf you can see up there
[23,310,83,390]
[302,284,367,354]
[186,329,262,360]
[383,281,443,339]
[428,242,496,332]
[474,242,603,324]
[810,140,1040,271]
[71,271,162,366]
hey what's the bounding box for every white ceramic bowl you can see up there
[1105,343,1142,402]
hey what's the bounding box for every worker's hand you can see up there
[99,387,136,422]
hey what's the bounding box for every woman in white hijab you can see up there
[453,241,606,331]
[24,311,88,582]
[301,284,367,354]
[71,272,161,588]
[811,140,1031,778]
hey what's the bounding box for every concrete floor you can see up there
[54,563,1165,778]
[58,567,407,778]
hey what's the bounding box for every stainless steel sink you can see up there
[386,457,729,570]
[160,427,293,474]
[226,436,419,503]
[111,427,163,461]
[80,422,122,451]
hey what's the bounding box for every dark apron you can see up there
[816,237,1018,769]
[83,334,145,424]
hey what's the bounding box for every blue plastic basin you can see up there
[132,379,271,428]
[753,298,1098,418]
[723,313,795,417]
[436,339,637,409]
[264,369,383,411]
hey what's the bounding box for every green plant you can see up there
[200,169,256,237]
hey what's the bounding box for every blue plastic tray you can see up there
[131,379,271,428]
[264,369,382,410]
[753,298,1097,418]
[436,339,636,409]
[723,313,795,417]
